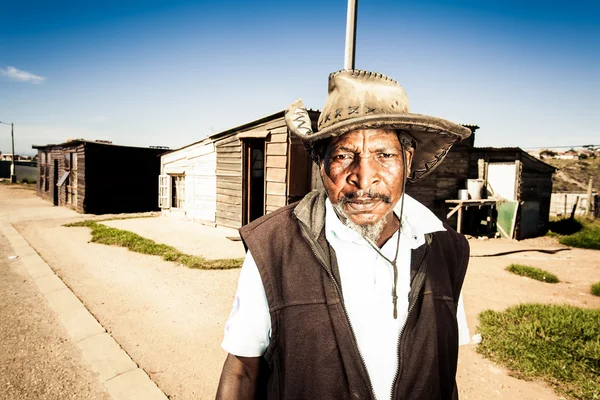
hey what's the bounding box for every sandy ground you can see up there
[102,217,246,260]
[3,184,600,399]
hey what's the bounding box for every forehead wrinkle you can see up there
[330,129,401,155]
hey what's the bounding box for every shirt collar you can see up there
[325,193,446,248]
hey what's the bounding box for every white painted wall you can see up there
[160,140,217,224]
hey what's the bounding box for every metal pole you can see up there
[344,0,358,70]
[10,123,16,183]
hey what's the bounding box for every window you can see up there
[158,175,170,208]
[171,175,185,209]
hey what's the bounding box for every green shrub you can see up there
[559,225,600,250]
[506,264,559,283]
[549,218,600,250]
[478,304,600,399]
[592,282,600,297]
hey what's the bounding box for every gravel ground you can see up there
[3,184,600,399]
[0,227,110,400]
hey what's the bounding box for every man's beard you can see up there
[332,189,393,243]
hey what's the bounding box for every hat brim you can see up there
[299,113,472,183]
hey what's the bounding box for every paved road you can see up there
[0,230,111,400]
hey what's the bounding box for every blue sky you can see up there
[0,0,598,155]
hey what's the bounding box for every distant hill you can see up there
[543,157,600,192]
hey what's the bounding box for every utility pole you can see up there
[0,121,16,183]
[10,123,16,183]
[586,177,594,216]
[344,0,358,70]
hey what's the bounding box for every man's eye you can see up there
[333,154,352,161]
[379,153,395,159]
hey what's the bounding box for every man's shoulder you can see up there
[239,189,327,236]
[435,223,469,248]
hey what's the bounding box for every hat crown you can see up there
[317,70,410,131]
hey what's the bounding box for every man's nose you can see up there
[348,156,380,189]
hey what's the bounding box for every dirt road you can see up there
[2,183,599,399]
[0,187,110,400]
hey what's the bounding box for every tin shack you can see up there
[33,140,167,214]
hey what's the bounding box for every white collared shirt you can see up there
[222,194,469,400]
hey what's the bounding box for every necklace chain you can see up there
[365,214,403,319]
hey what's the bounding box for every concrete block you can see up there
[9,243,36,257]
[2,229,26,242]
[105,368,168,400]
[60,308,105,342]
[77,333,137,382]
[20,252,46,264]
[26,262,54,279]
[45,288,85,314]
[35,274,68,294]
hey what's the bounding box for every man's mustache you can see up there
[339,190,392,204]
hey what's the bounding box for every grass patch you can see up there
[477,303,600,400]
[592,282,600,297]
[548,218,600,250]
[506,264,559,283]
[65,220,242,270]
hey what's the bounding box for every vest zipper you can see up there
[390,246,430,400]
[298,222,377,399]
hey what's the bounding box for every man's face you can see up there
[320,128,413,227]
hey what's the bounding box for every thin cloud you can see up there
[90,116,109,123]
[0,66,46,84]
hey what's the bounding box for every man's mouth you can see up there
[338,191,391,213]
[343,200,380,212]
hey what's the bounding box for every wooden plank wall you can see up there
[265,122,289,213]
[214,116,296,228]
[75,148,85,213]
[215,134,243,228]
[35,144,85,213]
[214,114,320,228]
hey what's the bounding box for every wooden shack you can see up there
[469,147,556,239]
[33,140,167,214]
[160,110,319,228]
[405,125,480,221]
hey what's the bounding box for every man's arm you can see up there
[216,354,260,400]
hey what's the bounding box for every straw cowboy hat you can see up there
[285,69,472,182]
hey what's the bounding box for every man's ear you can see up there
[404,147,415,177]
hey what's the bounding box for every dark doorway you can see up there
[53,159,59,206]
[243,139,265,224]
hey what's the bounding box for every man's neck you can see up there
[375,213,401,248]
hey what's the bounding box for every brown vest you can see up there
[239,190,469,400]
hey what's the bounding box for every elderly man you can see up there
[217,70,471,399]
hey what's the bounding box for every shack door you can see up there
[288,141,312,203]
[53,159,59,206]
[242,139,265,224]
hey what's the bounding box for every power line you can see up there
[522,144,600,150]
